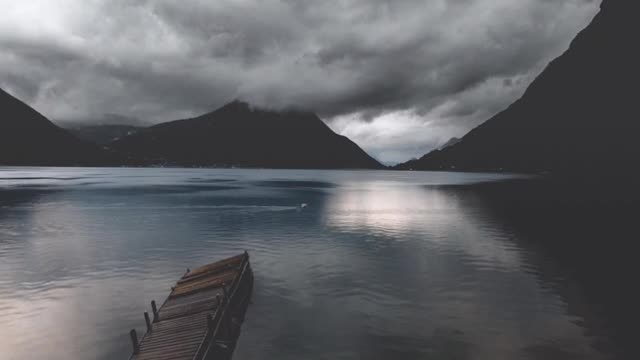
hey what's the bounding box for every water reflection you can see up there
[315,182,603,360]
[324,182,522,270]
[0,168,613,360]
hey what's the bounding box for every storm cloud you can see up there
[0,0,599,163]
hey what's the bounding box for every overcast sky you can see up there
[0,0,599,164]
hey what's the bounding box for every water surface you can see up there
[0,167,615,359]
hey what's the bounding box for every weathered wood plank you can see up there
[129,252,252,360]
[184,254,245,279]
[170,273,236,298]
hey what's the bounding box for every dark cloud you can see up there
[0,0,599,163]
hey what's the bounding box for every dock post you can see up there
[144,312,153,333]
[151,300,158,323]
[130,329,140,354]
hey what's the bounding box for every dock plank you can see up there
[129,252,252,360]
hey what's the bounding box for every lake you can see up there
[0,167,629,359]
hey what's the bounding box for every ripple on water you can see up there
[0,168,611,360]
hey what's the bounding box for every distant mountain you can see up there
[438,137,461,150]
[0,88,115,166]
[66,124,142,145]
[110,101,383,169]
[396,0,639,176]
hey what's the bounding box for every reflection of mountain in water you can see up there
[442,179,639,359]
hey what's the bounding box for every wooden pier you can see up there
[128,252,253,360]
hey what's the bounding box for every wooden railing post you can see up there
[130,329,140,354]
[144,312,153,333]
[151,300,158,323]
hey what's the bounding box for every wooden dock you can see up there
[128,252,253,360]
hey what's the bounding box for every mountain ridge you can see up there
[65,124,142,145]
[395,0,639,177]
[0,88,116,166]
[110,100,383,169]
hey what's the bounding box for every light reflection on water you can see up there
[0,167,608,359]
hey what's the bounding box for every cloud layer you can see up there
[0,0,599,163]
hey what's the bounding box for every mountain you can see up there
[0,88,115,166]
[110,101,383,169]
[396,0,639,176]
[66,124,142,145]
[438,137,461,150]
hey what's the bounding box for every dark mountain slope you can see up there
[110,101,382,169]
[0,88,114,166]
[438,137,461,150]
[396,0,639,176]
[66,124,142,145]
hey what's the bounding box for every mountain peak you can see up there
[219,99,252,112]
[111,98,381,169]
[215,99,317,118]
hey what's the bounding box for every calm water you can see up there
[0,167,617,359]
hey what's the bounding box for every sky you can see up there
[0,0,599,164]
